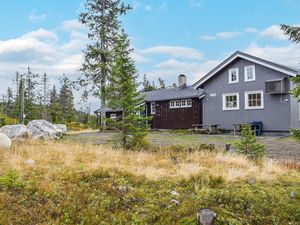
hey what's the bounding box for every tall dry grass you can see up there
[0,140,297,186]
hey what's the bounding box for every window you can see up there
[229,68,239,84]
[186,99,192,107]
[245,90,264,109]
[222,93,239,110]
[110,113,117,119]
[244,65,255,82]
[181,99,192,108]
[170,99,192,108]
[151,102,156,114]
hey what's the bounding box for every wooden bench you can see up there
[192,124,221,134]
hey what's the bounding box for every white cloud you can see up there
[146,58,220,84]
[217,31,242,39]
[188,0,204,9]
[198,35,216,41]
[28,10,46,22]
[244,42,300,68]
[158,2,168,12]
[61,19,85,31]
[141,45,203,60]
[245,27,258,33]
[144,5,152,11]
[130,52,151,64]
[199,31,242,41]
[259,25,288,40]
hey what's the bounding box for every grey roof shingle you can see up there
[94,86,203,114]
[141,86,203,102]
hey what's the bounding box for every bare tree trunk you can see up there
[100,78,106,131]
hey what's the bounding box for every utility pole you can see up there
[20,78,25,124]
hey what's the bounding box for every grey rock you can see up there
[26,159,36,167]
[118,186,127,193]
[290,191,297,198]
[0,133,12,149]
[197,209,216,225]
[247,177,256,185]
[0,124,28,139]
[170,190,179,196]
[53,124,68,135]
[27,120,62,140]
[171,199,180,206]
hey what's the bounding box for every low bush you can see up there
[235,125,265,162]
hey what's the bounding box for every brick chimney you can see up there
[178,74,187,88]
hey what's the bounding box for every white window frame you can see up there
[110,113,117,119]
[181,99,192,108]
[228,68,239,84]
[244,65,256,82]
[170,100,181,109]
[245,90,264,110]
[222,93,239,111]
[150,102,156,114]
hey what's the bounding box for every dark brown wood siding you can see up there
[148,98,202,129]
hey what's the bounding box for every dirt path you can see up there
[66,131,300,162]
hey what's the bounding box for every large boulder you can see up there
[197,209,216,225]
[54,124,68,135]
[27,120,62,140]
[0,133,12,149]
[0,124,28,140]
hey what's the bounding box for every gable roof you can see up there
[94,86,203,114]
[193,51,299,88]
[141,86,203,102]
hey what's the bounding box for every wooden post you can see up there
[225,144,231,152]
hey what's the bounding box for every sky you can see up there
[1,0,300,110]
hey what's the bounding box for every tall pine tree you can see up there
[79,0,130,131]
[107,32,150,149]
[59,75,75,123]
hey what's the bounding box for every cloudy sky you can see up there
[0,0,300,110]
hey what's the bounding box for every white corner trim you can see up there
[244,65,256,82]
[244,90,264,110]
[222,92,240,111]
[228,68,239,84]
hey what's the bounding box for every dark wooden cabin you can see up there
[141,75,203,129]
[95,75,203,129]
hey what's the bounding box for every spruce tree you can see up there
[79,0,130,131]
[23,67,39,122]
[107,32,151,149]
[49,85,61,123]
[281,24,300,142]
[59,75,75,123]
[5,88,14,117]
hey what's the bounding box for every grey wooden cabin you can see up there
[194,51,300,133]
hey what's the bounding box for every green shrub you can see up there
[235,125,265,162]
[290,128,300,143]
[0,169,23,190]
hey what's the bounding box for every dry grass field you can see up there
[0,139,300,224]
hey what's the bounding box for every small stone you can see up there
[26,159,36,167]
[247,177,256,185]
[118,186,127,193]
[290,191,297,198]
[170,190,179,196]
[171,199,180,206]
[197,209,216,225]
